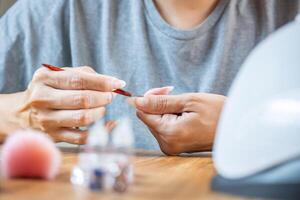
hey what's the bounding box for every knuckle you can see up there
[32,69,48,83]
[105,93,113,104]
[188,93,201,103]
[69,74,85,89]
[153,96,168,112]
[81,66,95,73]
[28,86,47,106]
[37,115,50,131]
[74,93,91,108]
[75,111,91,125]
[185,93,201,108]
[73,134,87,145]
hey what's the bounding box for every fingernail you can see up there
[119,80,127,88]
[165,86,175,92]
[112,79,127,89]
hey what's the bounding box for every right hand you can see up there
[16,66,126,144]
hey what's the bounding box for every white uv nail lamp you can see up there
[212,15,300,199]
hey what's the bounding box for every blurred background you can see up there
[0,0,16,17]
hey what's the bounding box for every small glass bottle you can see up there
[70,118,134,192]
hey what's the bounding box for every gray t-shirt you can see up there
[0,0,299,149]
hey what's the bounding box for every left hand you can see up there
[129,91,226,155]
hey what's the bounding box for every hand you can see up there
[130,92,226,155]
[13,66,125,144]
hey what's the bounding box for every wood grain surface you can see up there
[0,149,251,200]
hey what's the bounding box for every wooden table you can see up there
[0,149,250,200]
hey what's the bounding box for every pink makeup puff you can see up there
[0,129,61,180]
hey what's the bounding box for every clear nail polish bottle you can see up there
[70,118,134,192]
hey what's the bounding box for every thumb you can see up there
[130,94,187,114]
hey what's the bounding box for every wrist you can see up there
[0,91,29,142]
[14,91,31,128]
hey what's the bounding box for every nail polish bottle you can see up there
[70,118,134,192]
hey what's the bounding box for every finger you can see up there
[44,89,115,109]
[137,110,179,133]
[37,66,126,91]
[50,128,88,144]
[105,120,118,133]
[54,107,106,128]
[71,66,96,73]
[136,110,162,131]
[144,86,174,96]
[32,107,106,130]
[127,86,173,108]
[130,95,187,114]
[58,66,96,74]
